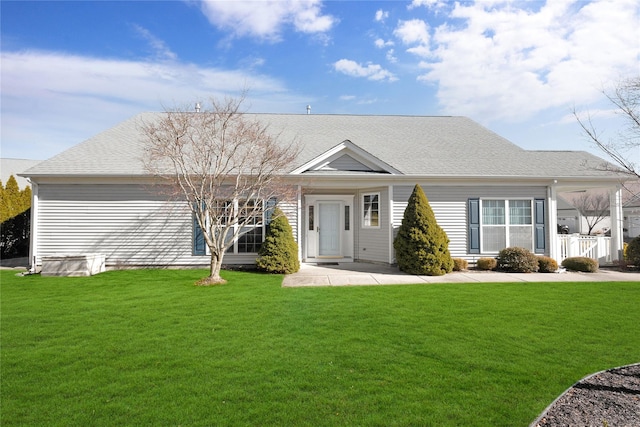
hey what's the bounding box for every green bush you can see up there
[256,207,300,274]
[452,258,468,271]
[561,257,598,273]
[497,247,539,273]
[537,256,558,273]
[625,236,640,270]
[476,257,497,271]
[393,185,453,276]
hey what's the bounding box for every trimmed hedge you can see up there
[452,258,468,271]
[497,247,539,273]
[537,256,558,273]
[561,257,598,273]
[476,257,497,271]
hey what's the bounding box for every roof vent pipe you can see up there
[195,102,201,113]
[306,105,311,115]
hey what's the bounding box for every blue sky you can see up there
[1,0,639,162]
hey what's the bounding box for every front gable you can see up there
[291,140,401,175]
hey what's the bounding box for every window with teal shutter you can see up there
[468,198,480,253]
[193,214,206,256]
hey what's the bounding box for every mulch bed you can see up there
[532,364,640,426]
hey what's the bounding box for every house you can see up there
[20,113,629,270]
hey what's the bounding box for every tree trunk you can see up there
[196,251,227,285]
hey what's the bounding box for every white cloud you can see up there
[386,49,398,63]
[132,24,177,61]
[394,19,430,56]
[374,38,394,48]
[375,9,389,22]
[408,0,447,10]
[199,0,335,41]
[333,59,397,82]
[0,50,293,159]
[416,0,640,122]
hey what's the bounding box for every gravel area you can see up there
[532,364,640,426]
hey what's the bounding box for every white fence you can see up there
[557,235,611,265]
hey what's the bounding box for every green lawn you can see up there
[1,269,639,426]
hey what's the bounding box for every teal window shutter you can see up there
[265,197,277,226]
[468,198,480,254]
[534,199,546,253]
[193,214,206,256]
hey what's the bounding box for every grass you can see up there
[1,269,639,426]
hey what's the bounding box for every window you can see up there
[193,198,266,255]
[363,193,380,228]
[344,205,350,231]
[481,199,533,252]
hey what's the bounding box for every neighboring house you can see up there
[20,113,630,270]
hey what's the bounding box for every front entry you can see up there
[305,195,354,261]
[319,202,341,256]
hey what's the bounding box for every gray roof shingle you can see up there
[21,113,621,179]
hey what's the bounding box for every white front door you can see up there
[318,202,341,256]
[304,195,354,261]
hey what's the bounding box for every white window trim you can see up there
[195,198,266,255]
[479,198,534,253]
[362,192,381,229]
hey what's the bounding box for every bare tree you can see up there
[566,191,610,235]
[574,76,639,179]
[141,95,299,285]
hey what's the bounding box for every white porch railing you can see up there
[557,235,612,265]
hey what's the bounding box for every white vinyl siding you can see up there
[35,184,297,267]
[357,187,389,263]
[392,185,546,262]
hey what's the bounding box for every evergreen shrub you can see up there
[537,256,558,273]
[256,207,300,274]
[476,257,497,270]
[393,185,453,276]
[625,236,640,270]
[561,257,598,272]
[497,247,539,273]
[452,258,468,271]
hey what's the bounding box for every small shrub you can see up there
[256,207,300,274]
[393,184,453,276]
[497,247,539,273]
[561,257,598,273]
[626,236,640,270]
[537,256,558,273]
[476,257,497,271]
[452,258,468,271]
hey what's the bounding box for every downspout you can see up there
[548,181,559,262]
[28,180,39,274]
[388,185,394,265]
[297,185,303,262]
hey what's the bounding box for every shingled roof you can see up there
[22,113,620,179]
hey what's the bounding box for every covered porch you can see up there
[549,182,625,266]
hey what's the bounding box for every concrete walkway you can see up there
[283,262,640,287]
